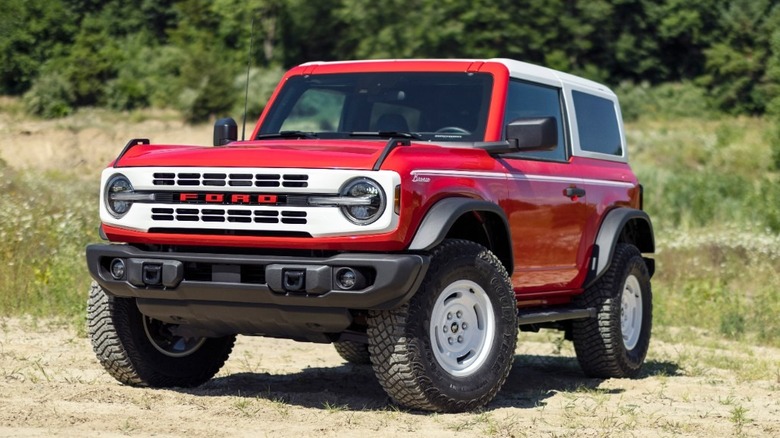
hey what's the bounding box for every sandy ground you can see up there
[0,318,778,438]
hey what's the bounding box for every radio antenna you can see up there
[241,17,256,141]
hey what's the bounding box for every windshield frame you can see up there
[256,71,495,143]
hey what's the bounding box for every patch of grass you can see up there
[322,401,349,412]
[0,165,97,322]
[730,404,750,437]
[653,226,780,347]
[0,164,98,320]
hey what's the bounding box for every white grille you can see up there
[101,167,400,237]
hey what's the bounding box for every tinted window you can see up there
[260,72,493,142]
[572,91,623,156]
[504,80,566,161]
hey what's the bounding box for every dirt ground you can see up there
[0,318,778,437]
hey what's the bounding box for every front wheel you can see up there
[87,282,235,387]
[367,239,517,412]
[572,244,652,378]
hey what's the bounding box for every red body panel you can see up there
[115,140,384,169]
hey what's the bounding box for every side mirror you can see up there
[506,117,557,151]
[213,117,238,146]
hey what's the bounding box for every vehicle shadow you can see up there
[185,354,679,412]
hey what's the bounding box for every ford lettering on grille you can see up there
[177,193,283,205]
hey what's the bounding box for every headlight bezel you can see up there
[105,174,134,218]
[338,177,387,225]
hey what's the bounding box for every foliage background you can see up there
[0,0,779,347]
[3,0,780,121]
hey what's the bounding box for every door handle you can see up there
[564,187,586,200]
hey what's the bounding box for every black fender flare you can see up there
[585,208,655,288]
[408,198,513,271]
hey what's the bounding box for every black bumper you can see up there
[86,244,429,341]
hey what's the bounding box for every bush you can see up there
[616,81,714,122]
[231,67,285,128]
[174,47,238,123]
[22,70,76,118]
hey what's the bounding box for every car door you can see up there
[500,80,596,294]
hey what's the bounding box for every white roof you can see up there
[490,58,615,96]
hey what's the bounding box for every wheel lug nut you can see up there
[447,313,452,320]
[448,337,453,345]
[456,311,462,318]
[462,322,468,330]
[457,335,463,343]
[443,326,448,333]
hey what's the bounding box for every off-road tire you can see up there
[333,341,371,365]
[367,239,517,412]
[572,243,652,378]
[87,281,235,387]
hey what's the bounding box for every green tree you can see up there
[703,0,780,114]
[0,0,77,94]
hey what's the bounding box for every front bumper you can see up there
[86,244,429,341]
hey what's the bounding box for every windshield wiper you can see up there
[256,131,319,140]
[349,131,423,140]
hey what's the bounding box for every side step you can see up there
[517,307,596,326]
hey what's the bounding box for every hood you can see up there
[113,140,393,170]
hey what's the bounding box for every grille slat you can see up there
[152,172,309,188]
[151,207,306,225]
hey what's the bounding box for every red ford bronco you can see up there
[86,59,654,412]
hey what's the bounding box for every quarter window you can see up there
[504,81,566,161]
[572,91,623,156]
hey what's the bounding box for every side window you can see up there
[280,89,345,132]
[504,80,566,161]
[572,90,623,156]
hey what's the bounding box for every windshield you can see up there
[258,72,493,142]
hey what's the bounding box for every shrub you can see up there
[616,81,714,122]
[22,70,76,118]
[231,67,285,129]
[175,48,238,123]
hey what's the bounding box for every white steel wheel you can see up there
[621,274,643,351]
[429,280,495,377]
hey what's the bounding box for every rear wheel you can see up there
[572,244,652,378]
[87,282,235,387]
[367,239,517,412]
[333,340,371,365]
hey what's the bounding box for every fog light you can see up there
[335,268,357,290]
[110,258,126,280]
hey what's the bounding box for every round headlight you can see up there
[105,174,133,218]
[340,178,386,225]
